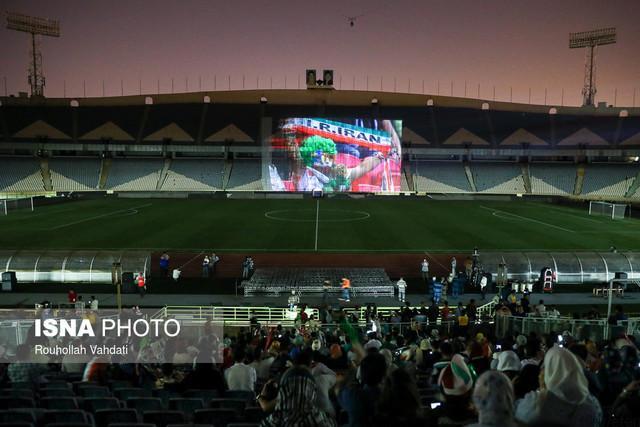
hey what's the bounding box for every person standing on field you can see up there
[209,252,220,276]
[202,255,210,278]
[137,273,146,298]
[397,277,407,302]
[160,251,170,278]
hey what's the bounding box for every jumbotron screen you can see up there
[267,118,402,192]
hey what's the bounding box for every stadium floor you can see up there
[3,291,638,309]
[1,197,639,252]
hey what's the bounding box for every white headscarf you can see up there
[472,371,517,427]
[543,345,589,405]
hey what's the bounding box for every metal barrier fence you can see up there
[494,315,639,342]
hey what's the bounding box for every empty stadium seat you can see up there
[223,391,255,401]
[48,158,100,191]
[0,157,44,192]
[125,397,164,414]
[0,389,34,399]
[0,410,37,425]
[82,398,122,413]
[413,161,471,193]
[529,163,576,195]
[226,159,262,191]
[45,424,93,427]
[0,397,35,409]
[40,388,75,398]
[183,389,220,401]
[581,164,638,197]
[105,159,163,191]
[94,409,139,427]
[472,162,526,193]
[241,407,265,423]
[161,159,225,191]
[210,398,246,414]
[107,381,132,391]
[106,424,155,427]
[4,383,33,391]
[142,410,186,427]
[39,397,78,410]
[227,424,260,427]
[194,408,238,426]
[77,386,111,398]
[169,398,204,420]
[113,388,152,400]
[166,425,214,427]
[42,409,92,425]
[0,423,34,427]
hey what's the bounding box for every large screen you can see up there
[267,118,402,192]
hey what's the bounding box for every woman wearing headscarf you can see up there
[260,366,337,427]
[467,371,518,427]
[515,346,602,427]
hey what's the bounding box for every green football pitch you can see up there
[1,197,639,252]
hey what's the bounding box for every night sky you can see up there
[1,0,638,106]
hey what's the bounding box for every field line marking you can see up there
[424,251,448,271]
[479,205,575,233]
[526,203,602,224]
[48,203,153,230]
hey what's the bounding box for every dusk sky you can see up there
[1,0,638,106]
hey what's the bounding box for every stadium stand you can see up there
[529,163,577,195]
[413,161,471,193]
[0,157,44,192]
[160,159,225,191]
[472,162,526,194]
[226,159,262,191]
[105,159,164,191]
[581,163,639,198]
[49,158,101,191]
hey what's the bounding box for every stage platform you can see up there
[241,267,395,297]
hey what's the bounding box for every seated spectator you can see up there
[8,344,48,385]
[429,354,477,426]
[513,363,541,400]
[260,366,337,426]
[336,351,387,427]
[224,346,257,392]
[569,343,602,399]
[468,370,518,427]
[515,346,602,427]
[374,368,425,425]
[496,350,521,380]
[181,355,226,394]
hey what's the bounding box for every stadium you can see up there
[1,2,640,427]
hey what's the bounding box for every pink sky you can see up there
[1,0,638,106]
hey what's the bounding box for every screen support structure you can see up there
[314,198,320,251]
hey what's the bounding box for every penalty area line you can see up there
[47,203,153,230]
[480,205,575,233]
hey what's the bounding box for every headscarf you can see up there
[543,346,589,405]
[329,343,343,359]
[496,351,521,373]
[471,371,517,427]
[260,366,337,427]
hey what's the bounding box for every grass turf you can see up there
[1,197,639,252]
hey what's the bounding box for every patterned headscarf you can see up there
[260,366,337,427]
[471,371,517,427]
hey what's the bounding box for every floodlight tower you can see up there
[569,27,616,107]
[6,11,60,97]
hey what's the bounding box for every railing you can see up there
[151,305,320,327]
[494,314,632,341]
